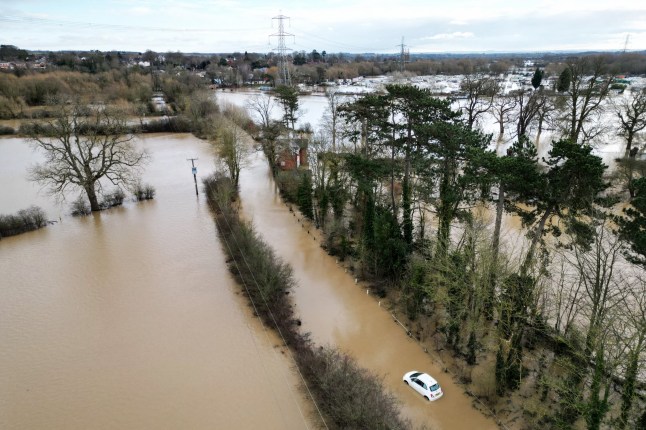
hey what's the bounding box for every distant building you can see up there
[276,135,309,170]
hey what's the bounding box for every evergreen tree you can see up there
[297,172,314,220]
[557,67,572,92]
[274,85,300,129]
[531,67,544,89]
[617,177,646,267]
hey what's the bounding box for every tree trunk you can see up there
[618,333,645,429]
[85,184,101,212]
[521,207,552,275]
[486,183,505,320]
[492,183,504,262]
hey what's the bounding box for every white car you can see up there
[403,371,443,401]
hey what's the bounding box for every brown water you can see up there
[0,134,315,430]
[239,151,499,430]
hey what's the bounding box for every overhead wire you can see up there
[204,165,330,430]
[0,15,257,33]
[207,189,312,430]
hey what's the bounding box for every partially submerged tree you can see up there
[28,103,149,212]
[214,121,250,187]
[458,74,498,130]
[614,88,646,157]
[510,139,608,274]
[491,94,517,139]
[245,93,276,129]
[556,56,613,144]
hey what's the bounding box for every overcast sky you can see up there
[1,0,645,54]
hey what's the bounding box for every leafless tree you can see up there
[613,88,646,157]
[245,93,276,129]
[556,56,613,144]
[491,94,517,139]
[459,74,498,129]
[320,89,345,152]
[28,103,149,212]
[213,120,251,187]
[616,275,646,429]
[567,219,627,357]
[511,88,544,139]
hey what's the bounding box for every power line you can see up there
[209,198,313,430]
[204,175,329,429]
[0,14,256,33]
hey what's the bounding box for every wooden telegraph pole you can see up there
[187,157,199,195]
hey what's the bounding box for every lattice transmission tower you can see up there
[398,37,410,72]
[270,14,295,87]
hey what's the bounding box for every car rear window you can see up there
[410,372,422,378]
[429,383,440,391]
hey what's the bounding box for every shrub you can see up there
[70,195,91,216]
[132,182,156,201]
[139,116,192,133]
[0,125,14,135]
[101,188,125,208]
[0,205,47,238]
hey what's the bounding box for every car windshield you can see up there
[429,383,440,391]
[410,372,422,378]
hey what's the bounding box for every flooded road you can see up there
[0,134,315,430]
[239,150,498,429]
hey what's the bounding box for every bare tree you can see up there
[320,89,345,152]
[28,103,149,212]
[511,88,544,139]
[491,94,517,140]
[535,93,556,149]
[459,74,498,129]
[556,56,613,144]
[245,93,276,129]
[213,121,250,187]
[616,275,646,429]
[614,88,646,157]
[569,219,627,357]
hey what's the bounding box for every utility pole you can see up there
[623,34,631,53]
[397,37,409,73]
[187,158,199,196]
[270,14,294,87]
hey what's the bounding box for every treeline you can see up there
[0,68,209,120]
[4,45,645,93]
[203,173,411,430]
[252,55,646,429]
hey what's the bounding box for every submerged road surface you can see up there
[239,151,499,430]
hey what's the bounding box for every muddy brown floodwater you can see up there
[0,134,316,430]
[239,150,499,430]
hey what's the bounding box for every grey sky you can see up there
[0,0,644,53]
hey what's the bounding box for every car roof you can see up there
[416,373,438,386]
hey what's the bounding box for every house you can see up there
[276,135,309,170]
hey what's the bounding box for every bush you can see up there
[70,195,91,216]
[132,182,156,201]
[139,116,192,133]
[101,188,125,208]
[0,125,14,135]
[275,169,304,204]
[0,205,47,238]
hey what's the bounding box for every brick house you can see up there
[276,136,309,170]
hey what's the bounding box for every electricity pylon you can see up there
[270,14,294,86]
